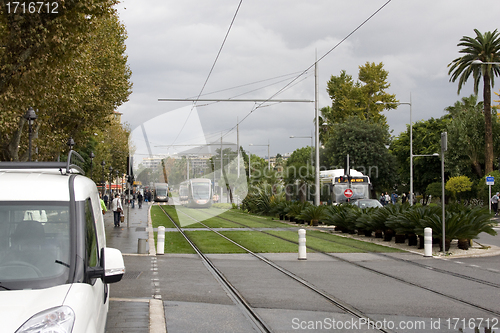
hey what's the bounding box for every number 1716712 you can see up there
[6,2,59,14]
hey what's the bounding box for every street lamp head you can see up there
[375,101,384,105]
[90,152,95,159]
[472,59,500,65]
[24,107,37,125]
[101,160,106,167]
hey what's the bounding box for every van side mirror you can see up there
[103,247,125,284]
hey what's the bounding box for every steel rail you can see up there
[157,204,273,333]
[170,206,394,333]
[188,208,500,318]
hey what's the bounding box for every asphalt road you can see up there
[105,203,500,333]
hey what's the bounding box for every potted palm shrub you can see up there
[297,205,326,226]
[324,204,360,233]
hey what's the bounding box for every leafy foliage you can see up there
[323,62,397,126]
[0,3,131,161]
[445,176,473,200]
[390,116,448,194]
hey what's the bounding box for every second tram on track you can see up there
[179,178,213,208]
[153,182,169,202]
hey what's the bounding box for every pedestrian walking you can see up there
[103,193,108,208]
[379,193,386,206]
[391,192,398,204]
[100,193,107,215]
[138,192,143,208]
[111,193,123,227]
[385,192,391,205]
[491,192,499,216]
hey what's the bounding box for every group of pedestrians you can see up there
[100,190,149,227]
[379,191,416,206]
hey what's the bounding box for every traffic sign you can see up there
[486,176,495,186]
[344,188,353,198]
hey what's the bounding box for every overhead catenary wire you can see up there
[222,0,392,139]
[170,0,244,146]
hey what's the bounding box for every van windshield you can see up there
[0,202,71,290]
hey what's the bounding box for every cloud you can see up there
[117,0,500,158]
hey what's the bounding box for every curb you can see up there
[149,299,167,333]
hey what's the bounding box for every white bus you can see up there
[320,169,372,204]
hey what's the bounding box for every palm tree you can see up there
[448,29,500,174]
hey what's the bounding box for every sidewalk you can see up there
[104,202,160,333]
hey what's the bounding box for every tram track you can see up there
[193,207,500,289]
[171,206,500,319]
[159,204,401,333]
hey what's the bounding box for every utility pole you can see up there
[314,58,320,206]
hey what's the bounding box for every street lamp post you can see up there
[101,161,106,197]
[89,152,95,179]
[24,107,37,161]
[290,135,313,166]
[376,98,413,205]
[109,166,113,200]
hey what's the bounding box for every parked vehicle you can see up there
[0,151,125,333]
[350,198,383,209]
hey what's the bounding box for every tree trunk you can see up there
[484,72,493,174]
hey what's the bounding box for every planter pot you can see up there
[383,229,394,242]
[375,230,383,238]
[408,234,418,246]
[418,235,424,249]
[348,229,356,234]
[289,216,295,223]
[311,219,319,226]
[457,239,470,250]
[364,230,373,237]
[439,239,451,252]
[357,229,365,236]
[279,214,284,220]
[394,234,406,243]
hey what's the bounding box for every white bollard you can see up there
[298,229,306,260]
[157,226,165,255]
[424,227,432,257]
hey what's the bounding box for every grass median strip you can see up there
[152,206,406,254]
[266,230,405,253]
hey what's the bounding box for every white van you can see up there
[0,155,125,333]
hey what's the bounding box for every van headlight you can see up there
[16,306,75,333]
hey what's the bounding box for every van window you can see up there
[85,199,99,280]
[0,202,71,289]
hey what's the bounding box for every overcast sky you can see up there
[115,0,500,165]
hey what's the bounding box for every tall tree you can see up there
[0,6,132,161]
[323,62,397,129]
[448,29,500,174]
[445,95,500,178]
[321,116,396,193]
[390,117,449,195]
